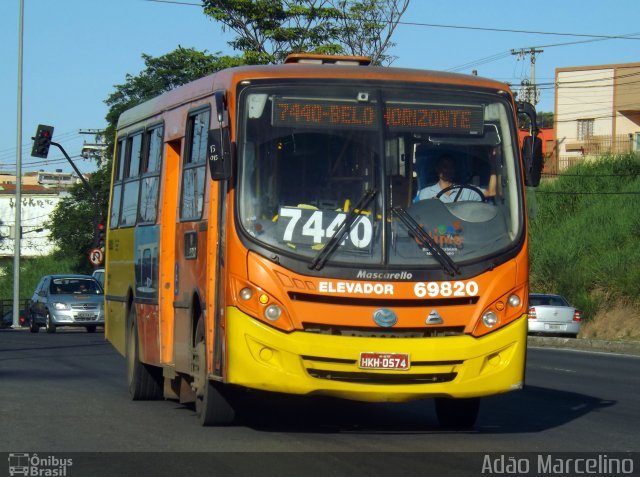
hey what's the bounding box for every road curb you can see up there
[528,336,640,356]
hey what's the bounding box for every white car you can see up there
[528,293,581,338]
[92,268,104,287]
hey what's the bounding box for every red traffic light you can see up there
[31,124,55,158]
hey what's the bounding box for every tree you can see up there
[47,47,243,269]
[47,167,109,272]
[518,111,554,130]
[202,0,410,65]
[332,0,410,65]
[104,46,244,153]
[538,111,554,128]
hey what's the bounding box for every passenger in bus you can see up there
[415,155,484,203]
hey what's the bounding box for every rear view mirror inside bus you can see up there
[207,127,232,180]
[427,125,501,146]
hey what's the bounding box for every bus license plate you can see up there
[359,352,410,370]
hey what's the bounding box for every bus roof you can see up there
[117,62,512,130]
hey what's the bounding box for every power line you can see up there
[143,0,200,5]
[142,0,640,42]
[542,172,640,177]
[519,31,640,51]
[398,21,640,40]
[535,191,640,195]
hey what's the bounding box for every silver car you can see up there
[28,274,104,333]
[528,293,581,338]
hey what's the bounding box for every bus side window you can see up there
[110,138,126,229]
[181,109,209,220]
[120,132,143,227]
[138,125,163,224]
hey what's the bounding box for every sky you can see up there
[1,0,639,175]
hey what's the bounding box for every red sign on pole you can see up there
[89,248,104,266]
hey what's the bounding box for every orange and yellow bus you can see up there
[105,54,542,427]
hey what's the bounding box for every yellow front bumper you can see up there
[226,308,527,402]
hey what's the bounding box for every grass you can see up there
[529,154,640,339]
[0,255,78,301]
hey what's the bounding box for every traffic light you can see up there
[31,124,55,158]
[96,222,105,248]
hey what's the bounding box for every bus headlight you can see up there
[232,277,294,331]
[508,294,521,308]
[264,304,282,321]
[472,287,527,337]
[482,311,499,328]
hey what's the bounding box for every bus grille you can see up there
[306,369,457,385]
[303,323,465,338]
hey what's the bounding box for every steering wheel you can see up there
[436,184,486,202]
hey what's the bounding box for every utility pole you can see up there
[12,0,24,329]
[79,129,107,164]
[511,47,543,106]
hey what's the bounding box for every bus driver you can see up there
[415,154,497,203]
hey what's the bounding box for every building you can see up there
[0,170,82,189]
[0,184,66,258]
[518,126,556,173]
[554,62,640,171]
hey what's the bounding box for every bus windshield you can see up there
[238,83,523,269]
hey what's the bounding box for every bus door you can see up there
[172,107,211,373]
[158,138,181,365]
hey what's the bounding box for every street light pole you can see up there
[12,0,24,329]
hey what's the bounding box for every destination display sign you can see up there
[272,97,484,134]
[384,103,484,134]
[273,99,377,130]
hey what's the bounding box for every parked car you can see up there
[92,268,104,287]
[2,309,28,328]
[528,293,581,338]
[28,274,104,333]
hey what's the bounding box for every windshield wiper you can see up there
[391,207,460,277]
[308,189,377,271]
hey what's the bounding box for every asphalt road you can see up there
[1,329,638,476]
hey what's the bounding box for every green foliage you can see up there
[0,256,77,301]
[518,110,553,129]
[47,47,243,268]
[104,46,244,153]
[202,0,409,65]
[47,165,110,272]
[538,111,554,128]
[529,154,640,319]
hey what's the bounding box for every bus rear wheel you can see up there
[193,319,235,426]
[126,307,162,400]
[435,397,480,429]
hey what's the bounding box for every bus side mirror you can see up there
[522,135,543,187]
[207,127,231,180]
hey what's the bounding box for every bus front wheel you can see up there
[435,397,480,429]
[193,319,235,426]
